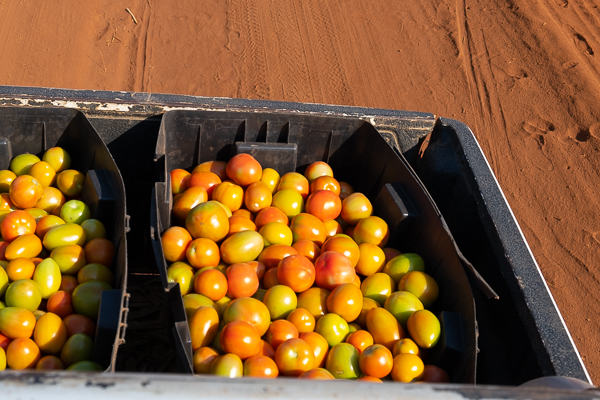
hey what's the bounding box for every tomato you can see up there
[194,269,228,301]
[6,257,35,280]
[361,273,394,306]
[10,154,40,176]
[160,227,191,263]
[80,219,106,242]
[43,147,71,173]
[5,279,42,310]
[227,215,256,238]
[259,222,292,247]
[321,234,360,267]
[262,268,280,290]
[353,216,389,248]
[355,297,379,329]
[0,267,7,296]
[0,307,36,338]
[289,213,326,246]
[340,193,372,225]
[259,168,280,195]
[262,285,297,320]
[254,207,288,230]
[10,175,43,209]
[257,340,276,359]
[326,283,363,323]
[193,346,220,374]
[1,210,36,243]
[210,353,243,378]
[292,239,320,263]
[384,291,424,329]
[33,312,67,355]
[35,187,66,214]
[232,208,254,221]
[223,297,271,336]
[172,186,208,223]
[310,176,340,195]
[0,333,9,351]
[33,258,61,299]
[185,238,219,269]
[297,287,329,320]
[84,237,114,267]
[193,161,228,181]
[345,330,374,354]
[276,254,315,293]
[63,314,95,338]
[325,342,360,379]
[383,253,425,286]
[50,244,85,275]
[356,243,386,276]
[36,355,65,370]
[25,208,48,222]
[315,313,349,347]
[358,376,382,382]
[220,320,261,359]
[226,154,262,187]
[265,319,299,349]
[0,170,16,193]
[305,190,341,222]
[6,337,40,369]
[243,181,272,213]
[298,332,328,368]
[186,201,229,242]
[366,308,404,350]
[212,182,244,212]
[226,263,259,298]
[0,193,15,212]
[59,275,78,294]
[59,200,90,225]
[170,169,191,195]
[56,169,85,198]
[391,353,424,382]
[42,223,86,251]
[189,171,222,199]
[35,215,65,239]
[271,189,304,219]
[243,355,279,378]
[29,161,56,188]
[392,338,421,358]
[274,338,314,376]
[323,219,343,239]
[60,333,93,367]
[398,271,439,308]
[46,291,73,318]
[167,262,195,295]
[304,162,333,183]
[5,233,42,260]
[66,360,103,371]
[257,244,297,270]
[407,310,441,349]
[78,263,114,286]
[71,280,112,320]
[314,251,356,291]
[359,344,393,378]
[246,260,266,281]
[287,308,315,333]
[189,306,219,351]
[421,365,450,383]
[299,368,335,380]
[220,231,264,266]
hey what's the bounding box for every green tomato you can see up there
[66,360,104,371]
[71,281,112,321]
[5,279,42,311]
[33,258,62,299]
[360,273,394,306]
[80,219,106,241]
[60,333,93,367]
[325,343,361,379]
[10,154,40,176]
[60,200,91,225]
[262,285,297,320]
[383,253,425,286]
[315,313,349,347]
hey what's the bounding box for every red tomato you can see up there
[170,169,191,195]
[257,244,297,270]
[305,190,342,222]
[220,320,261,360]
[277,172,309,200]
[359,344,393,378]
[314,251,356,291]
[254,207,288,230]
[46,291,74,318]
[243,355,279,378]
[274,338,314,376]
[292,239,320,263]
[1,210,36,242]
[9,175,43,209]
[421,365,450,383]
[345,330,374,354]
[321,234,360,268]
[188,171,221,198]
[276,254,315,293]
[172,186,208,223]
[63,314,95,338]
[226,154,262,187]
[265,319,299,349]
[262,267,280,289]
[186,238,220,269]
[0,333,10,350]
[304,162,334,183]
[6,337,41,369]
[289,213,326,246]
[36,355,65,370]
[59,275,79,294]
[194,269,228,301]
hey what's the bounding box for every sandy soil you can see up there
[0,0,599,383]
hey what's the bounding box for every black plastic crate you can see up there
[0,107,129,372]
[150,110,477,382]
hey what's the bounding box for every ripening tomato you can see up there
[325,343,362,380]
[193,346,220,374]
[265,319,299,349]
[391,353,424,382]
[161,227,193,262]
[278,172,309,200]
[35,215,65,239]
[29,161,56,188]
[259,222,292,247]
[314,251,356,291]
[189,171,221,199]
[298,331,328,368]
[226,154,262,187]
[6,257,35,281]
[223,297,271,336]
[407,310,441,349]
[189,306,220,351]
[244,181,272,213]
[345,330,374,354]
[220,231,264,265]
[310,176,340,195]
[243,355,279,378]
[9,175,43,209]
[259,168,280,195]
[63,314,95,338]
[1,210,36,243]
[170,169,191,195]
[59,275,78,294]
[194,269,228,301]
[353,216,389,248]
[186,201,229,242]
[36,355,65,370]
[226,263,259,299]
[276,254,315,293]
[392,338,421,358]
[193,161,228,181]
[299,368,335,380]
[315,313,349,347]
[212,182,244,212]
[398,271,439,308]
[6,337,41,369]
[35,187,66,215]
[366,308,404,350]
[304,162,334,183]
[384,291,424,329]
[0,193,15,212]
[275,338,314,376]
[210,353,243,378]
[297,287,329,320]
[305,190,341,222]
[361,273,394,306]
[287,308,315,333]
[172,186,208,223]
[42,223,86,251]
[167,262,195,295]
[56,170,85,198]
[321,234,360,267]
[254,207,288,230]
[326,283,363,323]
[323,219,343,239]
[340,193,372,225]
[292,239,320,263]
[356,243,386,276]
[0,170,16,193]
[186,238,219,269]
[46,291,73,318]
[51,245,86,275]
[271,189,304,219]
[257,244,297,270]
[356,297,380,329]
[221,320,261,359]
[0,307,36,339]
[84,238,114,267]
[262,268,279,289]
[33,312,67,355]
[289,213,326,246]
[227,215,256,238]
[5,234,42,260]
[262,285,297,320]
[43,147,71,173]
[232,208,254,221]
[383,253,425,286]
[256,340,276,359]
[24,208,48,222]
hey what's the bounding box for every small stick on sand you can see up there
[126,8,138,24]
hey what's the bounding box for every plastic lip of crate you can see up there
[150,109,477,383]
[0,106,129,372]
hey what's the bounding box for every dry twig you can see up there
[126,8,138,24]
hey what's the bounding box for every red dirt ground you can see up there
[0,0,599,383]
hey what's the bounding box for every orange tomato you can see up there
[186,238,219,269]
[291,239,320,263]
[246,260,266,281]
[305,190,342,222]
[35,215,65,239]
[392,338,421,358]
[304,162,334,183]
[262,267,280,289]
[257,340,276,359]
[0,193,15,212]
[0,307,36,338]
[299,331,329,368]
[193,161,228,181]
[5,234,42,260]
[186,201,229,242]
[289,213,326,246]
[227,215,256,237]
[194,269,228,301]
[254,207,288,230]
[299,368,335,380]
[189,171,221,199]
[6,257,35,280]
[170,169,191,195]
[257,244,297,270]
[232,208,254,221]
[274,338,314,376]
[276,254,315,293]
[359,344,393,378]
[84,238,115,267]
[35,187,66,214]
[356,243,386,276]
[161,227,193,263]
[358,376,382,382]
[1,210,36,242]
[310,176,340,195]
[353,216,389,248]
[243,355,279,378]
[189,306,219,351]
[391,353,424,382]
[33,312,67,355]
[345,330,374,354]
[265,319,299,349]
[193,346,220,374]
[172,186,208,223]
[226,154,262,187]
[220,320,261,359]
[286,308,315,333]
[222,297,271,337]
[226,263,259,298]
[56,169,85,198]
[6,337,40,369]
[244,181,272,213]
[326,283,363,323]
[212,182,244,212]
[259,168,280,195]
[28,161,56,188]
[321,234,360,267]
[9,175,43,209]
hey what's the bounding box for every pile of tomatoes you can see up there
[0,148,115,371]
[162,153,449,383]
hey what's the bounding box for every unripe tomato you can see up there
[170,169,191,195]
[189,171,221,199]
[262,285,297,320]
[265,319,299,349]
[194,269,228,301]
[42,223,86,251]
[310,176,340,195]
[60,333,93,367]
[1,210,36,243]
[193,346,220,374]
[326,283,363,323]
[353,216,389,248]
[210,353,243,378]
[212,182,243,212]
[315,313,349,347]
[297,287,329,320]
[25,208,48,222]
[359,344,393,378]
[271,189,304,219]
[161,226,192,263]
[383,253,425,286]
[186,201,229,242]
[275,338,314,376]
[399,271,439,308]
[305,190,341,222]
[361,273,394,306]
[29,161,56,188]
[190,306,220,351]
[407,309,441,349]
[321,234,360,267]
[276,254,315,293]
[220,231,264,265]
[226,263,259,298]
[257,244,297,270]
[7,337,40,369]
[356,243,386,276]
[51,244,86,275]
[56,169,85,198]
[366,307,404,350]
[71,280,112,320]
[259,221,293,247]
[221,320,261,359]
[223,297,271,336]
[0,170,16,193]
[36,355,65,370]
[243,355,279,378]
[78,263,114,286]
[167,262,194,295]
[42,147,71,173]
[186,238,220,269]
[391,353,424,382]
[299,368,335,380]
[67,360,103,371]
[292,239,320,263]
[340,193,372,225]
[193,161,228,181]
[172,186,208,223]
[287,308,315,333]
[0,307,36,338]
[33,258,62,299]
[254,207,288,230]
[325,342,361,379]
[5,279,42,311]
[259,168,280,195]
[314,251,356,291]
[10,154,40,176]
[33,312,67,355]
[290,213,326,246]
[384,291,424,329]
[226,154,262,187]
